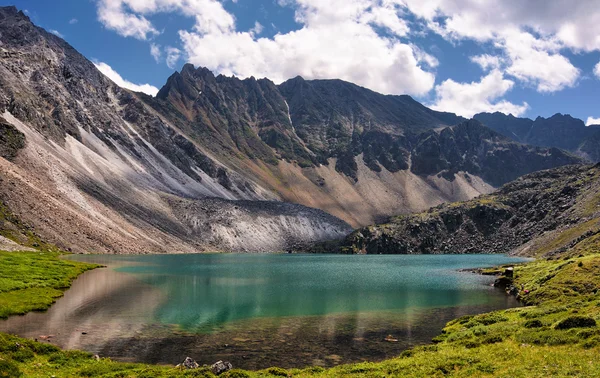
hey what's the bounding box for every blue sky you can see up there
[5,0,600,124]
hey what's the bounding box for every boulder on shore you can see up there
[177,357,199,369]
[211,360,233,375]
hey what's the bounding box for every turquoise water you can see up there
[101,254,527,331]
[0,253,529,368]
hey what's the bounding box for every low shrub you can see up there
[0,359,21,377]
[463,341,480,349]
[265,367,289,377]
[524,319,544,328]
[47,350,93,365]
[582,336,600,349]
[9,349,34,363]
[555,316,597,330]
[400,349,414,358]
[222,370,251,378]
[466,313,508,328]
[472,326,488,336]
[482,335,503,344]
[577,329,600,339]
[518,330,579,346]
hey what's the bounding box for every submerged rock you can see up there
[211,360,232,375]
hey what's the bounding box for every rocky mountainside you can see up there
[277,77,464,177]
[474,112,600,162]
[0,6,350,253]
[0,6,585,253]
[145,62,581,226]
[343,164,600,256]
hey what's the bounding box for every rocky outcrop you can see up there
[178,357,199,369]
[210,361,233,375]
[0,116,25,160]
[343,164,600,256]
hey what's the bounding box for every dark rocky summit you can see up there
[343,164,600,256]
[474,112,600,162]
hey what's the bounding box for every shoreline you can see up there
[0,250,598,376]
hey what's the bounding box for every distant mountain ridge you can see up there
[0,5,585,253]
[474,112,600,162]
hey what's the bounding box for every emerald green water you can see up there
[0,253,529,369]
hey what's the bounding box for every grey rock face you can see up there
[151,62,580,186]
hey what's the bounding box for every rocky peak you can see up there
[180,63,196,75]
[157,64,218,100]
[475,111,600,159]
[0,6,39,47]
[0,6,26,21]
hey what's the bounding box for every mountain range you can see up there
[0,6,587,253]
[474,112,600,162]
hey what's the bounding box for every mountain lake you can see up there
[0,253,530,369]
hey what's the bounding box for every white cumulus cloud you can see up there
[429,69,529,118]
[49,29,64,38]
[94,61,159,96]
[594,61,600,79]
[586,117,600,126]
[249,21,264,36]
[470,54,502,71]
[165,47,182,69]
[500,29,579,92]
[96,0,436,96]
[94,0,600,113]
[399,0,592,93]
[150,43,161,63]
[96,0,234,40]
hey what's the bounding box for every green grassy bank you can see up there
[0,249,598,377]
[0,251,99,319]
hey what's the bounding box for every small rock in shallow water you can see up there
[211,360,233,375]
[178,357,199,369]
